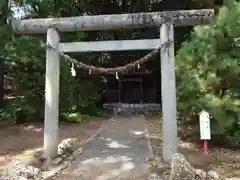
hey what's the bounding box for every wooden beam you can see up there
[44,28,60,160]
[59,39,160,52]
[11,9,214,34]
[160,23,177,163]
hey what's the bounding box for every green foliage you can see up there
[4,36,45,121]
[1,0,108,123]
[0,98,36,122]
[61,112,88,123]
[2,35,103,123]
[176,0,240,146]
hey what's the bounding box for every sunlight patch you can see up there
[81,157,100,164]
[106,141,129,149]
[121,161,135,171]
[130,130,144,136]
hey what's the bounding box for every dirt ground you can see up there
[0,117,105,175]
[146,115,240,179]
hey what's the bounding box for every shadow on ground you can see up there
[60,116,150,180]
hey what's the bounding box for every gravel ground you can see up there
[145,115,240,179]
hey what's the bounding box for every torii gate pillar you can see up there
[44,28,60,160]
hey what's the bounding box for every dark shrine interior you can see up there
[103,50,161,104]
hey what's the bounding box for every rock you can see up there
[26,151,47,169]
[169,153,196,180]
[207,170,225,180]
[195,169,207,179]
[7,159,41,180]
[51,156,64,165]
[148,173,162,180]
[58,138,78,155]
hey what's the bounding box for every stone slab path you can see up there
[60,116,150,180]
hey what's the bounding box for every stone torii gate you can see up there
[11,9,214,163]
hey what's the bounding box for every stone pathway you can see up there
[59,116,150,180]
